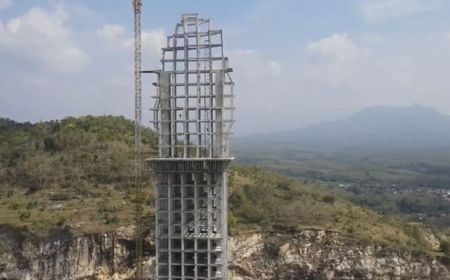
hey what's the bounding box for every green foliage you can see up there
[0,116,157,236]
[43,136,59,152]
[0,116,157,192]
[441,240,450,256]
[322,195,336,204]
[229,167,338,231]
[228,212,238,231]
[229,167,308,230]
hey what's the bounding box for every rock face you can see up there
[0,226,150,280]
[229,230,450,280]
[0,227,448,280]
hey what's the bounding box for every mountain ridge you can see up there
[234,104,450,152]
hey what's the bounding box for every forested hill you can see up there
[0,116,448,258]
[0,116,157,235]
[0,116,157,192]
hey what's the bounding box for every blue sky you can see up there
[1,0,450,135]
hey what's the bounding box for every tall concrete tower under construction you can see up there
[148,14,235,279]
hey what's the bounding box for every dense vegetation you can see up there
[0,116,157,235]
[0,116,449,258]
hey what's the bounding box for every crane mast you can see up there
[133,0,143,279]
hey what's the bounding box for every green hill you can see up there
[0,116,157,235]
[0,116,448,257]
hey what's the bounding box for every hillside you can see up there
[0,116,448,257]
[0,116,157,236]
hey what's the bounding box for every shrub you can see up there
[322,195,336,204]
[102,213,119,224]
[56,217,66,227]
[441,240,450,256]
[19,211,31,220]
[26,201,38,210]
[263,239,281,259]
[9,203,20,210]
[228,212,238,230]
[43,136,59,152]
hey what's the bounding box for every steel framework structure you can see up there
[147,14,235,280]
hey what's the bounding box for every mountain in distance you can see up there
[233,104,450,153]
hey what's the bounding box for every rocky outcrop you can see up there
[229,230,450,280]
[0,226,150,280]
[0,226,448,279]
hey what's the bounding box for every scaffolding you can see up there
[147,14,235,280]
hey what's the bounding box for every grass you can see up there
[0,182,154,237]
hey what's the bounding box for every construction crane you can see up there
[133,0,143,279]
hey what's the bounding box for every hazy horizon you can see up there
[2,0,450,136]
[2,103,448,138]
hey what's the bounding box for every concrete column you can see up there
[214,70,224,157]
[160,71,171,158]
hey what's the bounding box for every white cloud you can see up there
[303,34,404,92]
[229,49,282,81]
[3,3,450,137]
[122,30,165,55]
[228,31,450,134]
[268,61,281,77]
[97,23,165,58]
[358,0,442,24]
[0,6,89,72]
[307,34,362,60]
[97,24,125,41]
[142,30,165,56]
[0,0,12,10]
[299,31,450,123]
[0,3,165,127]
